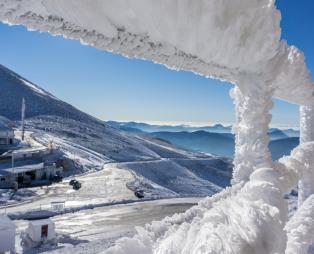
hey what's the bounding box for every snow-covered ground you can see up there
[1,118,232,217]
[1,163,134,215]
[0,117,233,253]
[13,198,199,254]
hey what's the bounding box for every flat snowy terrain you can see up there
[14,198,199,254]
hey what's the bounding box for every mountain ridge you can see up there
[0,64,101,124]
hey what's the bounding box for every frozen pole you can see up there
[21,97,26,141]
[298,105,314,206]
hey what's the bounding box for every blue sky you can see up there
[0,0,313,127]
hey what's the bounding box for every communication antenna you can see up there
[21,97,26,141]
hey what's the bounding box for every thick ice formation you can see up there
[1,0,314,253]
[299,107,314,205]
[231,81,274,184]
[0,0,313,105]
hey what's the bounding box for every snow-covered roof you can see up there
[0,159,44,175]
[29,219,53,227]
[12,147,49,156]
[0,0,313,106]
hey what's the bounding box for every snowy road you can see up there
[14,198,199,253]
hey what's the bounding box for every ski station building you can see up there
[0,148,63,188]
[0,114,63,189]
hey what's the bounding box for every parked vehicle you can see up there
[69,179,77,186]
[69,179,81,190]
[134,190,145,199]
[73,181,82,190]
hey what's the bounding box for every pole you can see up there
[21,97,26,141]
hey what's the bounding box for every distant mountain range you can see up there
[107,121,300,160]
[106,121,232,133]
[108,121,299,137]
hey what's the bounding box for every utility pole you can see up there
[21,97,26,141]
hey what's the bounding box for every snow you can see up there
[121,159,227,197]
[13,198,199,254]
[21,79,50,97]
[1,0,314,253]
[286,195,314,254]
[299,106,314,206]
[103,143,314,254]
[231,82,274,184]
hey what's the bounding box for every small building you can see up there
[22,219,57,250]
[0,159,63,189]
[0,214,16,254]
[27,219,56,242]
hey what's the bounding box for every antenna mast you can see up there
[21,97,25,141]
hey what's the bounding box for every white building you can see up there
[22,219,56,249]
[0,214,16,254]
[0,159,62,189]
[0,148,63,188]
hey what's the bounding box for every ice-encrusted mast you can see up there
[1,0,314,253]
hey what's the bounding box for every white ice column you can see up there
[231,80,274,184]
[298,106,314,206]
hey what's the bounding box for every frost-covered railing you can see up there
[1,0,314,253]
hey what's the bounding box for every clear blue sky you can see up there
[0,0,313,127]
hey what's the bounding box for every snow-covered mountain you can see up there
[0,64,99,123]
[108,121,300,160]
[0,64,233,196]
[107,121,232,133]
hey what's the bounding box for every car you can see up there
[134,190,145,199]
[73,181,82,190]
[69,179,77,186]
